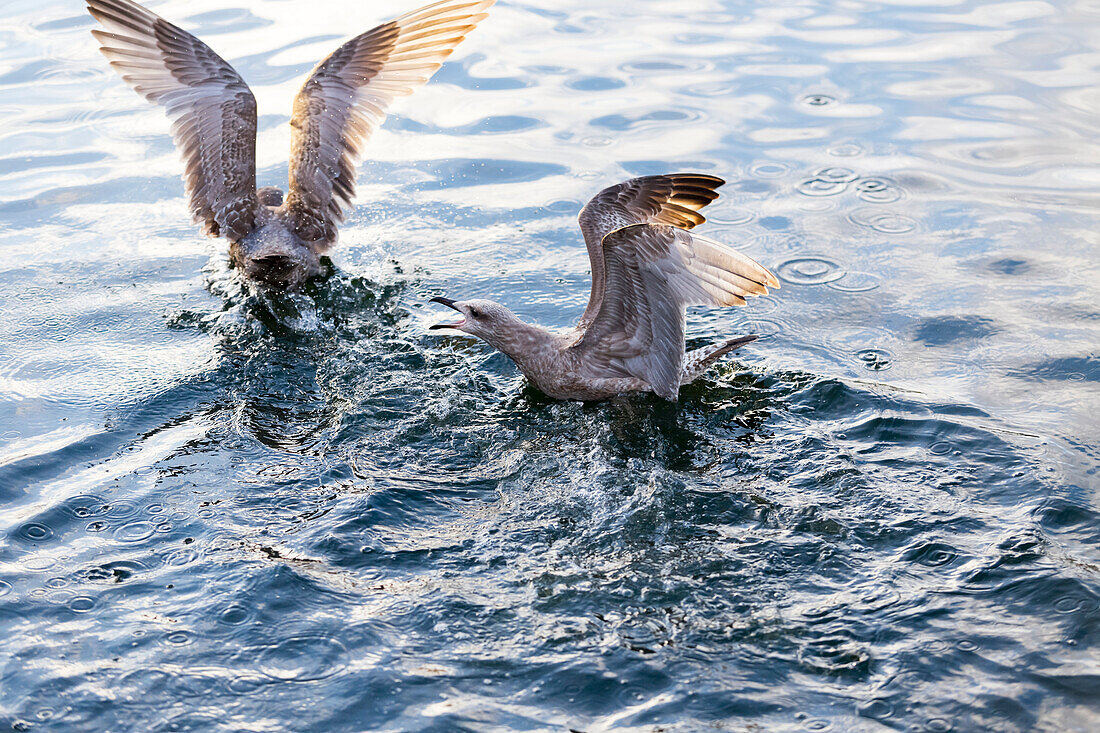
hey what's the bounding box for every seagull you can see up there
[87,0,494,289]
[429,174,780,401]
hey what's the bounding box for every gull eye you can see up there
[468,307,482,319]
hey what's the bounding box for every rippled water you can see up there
[2,0,1099,730]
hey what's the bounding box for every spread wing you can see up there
[88,0,261,241]
[576,174,725,326]
[570,224,779,400]
[283,0,495,247]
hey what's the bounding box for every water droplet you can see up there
[114,521,156,544]
[256,635,349,682]
[777,256,845,285]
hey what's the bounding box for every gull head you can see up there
[429,297,521,341]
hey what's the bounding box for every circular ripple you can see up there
[827,271,882,293]
[777,256,845,285]
[18,522,54,542]
[227,674,269,695]
[801,94,835,107]
[0,580,11,596]
[750,162,790,178]
[114,521,156,544]
[930,441,952,456]
[218,604,253,626]
[580,135,613,148]
[856,348,894,371]
[68,596,96,613]
[828,142,863,157]
[257,635,349,682]
[797,178,848,196]
[856,178,902,203]
[1054,595,1093,614]
[707,208,755,226]
[63,494,106,518]
[815,167,858,183]
[849,208,917,234]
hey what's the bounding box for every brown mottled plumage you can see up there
[88,0,494,289]
[431,174,780,401]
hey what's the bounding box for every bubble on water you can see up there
[68,596,96,613]
[256,634,349,681]
[777,256,845,285]
[856,178,902,203]
[856,348,893,371]
[750,162,790,178]
[827,271,882,293]
[114,521,156,544]
[18,522,55,542]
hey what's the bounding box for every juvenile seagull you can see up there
[430,174,780,401]
[87,0,493,289]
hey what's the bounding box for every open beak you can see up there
[429,296,465,330]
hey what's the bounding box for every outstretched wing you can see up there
[283,0,495,247]
[576,174,725,326]
[570,223,778,400]
[88,0,261,241]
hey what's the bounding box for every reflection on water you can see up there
[1,0,1099,730]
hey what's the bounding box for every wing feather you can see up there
[88,0,261,241]
[283,0,494,247]
[576,174,725,327]
[571,224,777,400]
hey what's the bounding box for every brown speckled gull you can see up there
[87,0,494,289]
[430,174,780,401]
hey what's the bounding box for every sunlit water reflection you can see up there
[1,0,1098,730]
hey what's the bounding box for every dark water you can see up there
[2,0,1099,730]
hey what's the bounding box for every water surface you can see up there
[1,0,1099,730]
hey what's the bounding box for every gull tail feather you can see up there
[681,335,758,385]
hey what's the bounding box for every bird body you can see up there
[430,175,779,401]
[88,0,494,289]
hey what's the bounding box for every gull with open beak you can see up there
[87,0,494,290]
[430,174,780,401]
